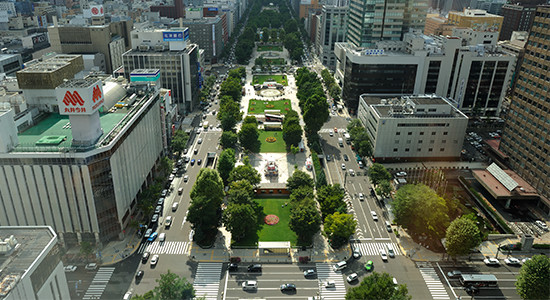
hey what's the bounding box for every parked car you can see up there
[535,220,549,231]
[242,280,257,290]
[358,193,364,201]
[198,138,203,144]
[349,169,355,176]
[142,252,150,263]
[135,270,144,279]
[229,263,239,271]
[64,265,77,272]
[365,260,374,271]
[147,232,158,242]
[505,257,521,265]
[197,159,202,165]
[151,214,159,223]
[396,171,407,177]
[343,154,349,161]
[172,168,178,175]
[85,263,97,270]
[280,283,296,292]
[447,270,462,278]
[326,154,331,161]
[247,264,262,272]
[161,189,168,197]
[483,257,500,266]
[144,228,153,238]
[184,175,189,182]
[346,273,358,283]
[154,205,162,214]
[150,254,159,266]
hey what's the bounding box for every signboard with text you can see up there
[163,31,184,42]
[363,49,384,56]
[56,81,104,115]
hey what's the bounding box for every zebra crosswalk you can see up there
[316,263,346,300]
[137,241,190,255]
[82,267,115,300]
[419,267,451,300]
[193,263,223,300]
[351,242,403,256]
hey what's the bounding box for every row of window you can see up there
[515,83,550,103]
[394,139,458,144]
[511,93,550,114]
[392,148,447,152]
[396,131,449,135]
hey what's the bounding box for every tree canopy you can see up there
[171,130,189,155]
[238,123,260,152]
[317,184,346,217]
[286,169,314,191]
[392,184,450,239]
[153,270,195,300]
[289,202,321,244]
[229,157,261,186]
[217,148,236,184]
[516,254,550,300]
[444,216,482,258]
[188,169,224,244]
[346,272,411,300]
[220,131,238,149]
[368,163,392,185]
[324,212,356,248]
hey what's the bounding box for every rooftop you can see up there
[473,168,539,199]
[0,226,57,297]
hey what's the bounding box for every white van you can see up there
[387,244,395,258]
[242,280,257,290]
[172,202,179,212]
[333,261,347,272]
[159,233,166,242]
[123,292,132,300]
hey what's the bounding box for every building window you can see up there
[443,132,448,135]
[405,148,410,152]
[430,140,435,144]
[393,148,398,152]
[408,132,412,135]
[440,148,445,151]
[420,132,424,135]
[417,148,421,152]
[396,132,401,135]
[432,132,436,135]
[428,148,433,152]
[418,140,423,143]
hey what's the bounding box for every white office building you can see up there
[315,4,348,70]
[358,94,468,161]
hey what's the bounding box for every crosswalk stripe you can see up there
[193,263,223,300]
[82,267,115,300]
[137,241,190,255]
[419,267,451,300]
[350,242,402,256]
[316,263,346,299]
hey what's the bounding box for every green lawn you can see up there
[257,45,283,52]
[252,75,288,86]
[233,198,297,246]
[248,99,291,115]
[258,130,286,153]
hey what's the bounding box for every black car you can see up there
[247,264,262,272]
[197,159,202,165]
[280,283,296,292]
[141,252,150,263]
[136,270,144,279]
[343,154,349,161]
[229,263,238,271]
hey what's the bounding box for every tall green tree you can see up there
[159,156,173,177]
[220,131,238,149]
[261,27,269,42]
[302,94,329,135]
[377,180,393,198]
[153,270,195,300]
[282,122,302,148]
[243,115,258,125]
[219,76,242,102]
[238,123,260,152]
[188,169,224,244]
[218,99,242,131]
[289,202,321,244]
[368,163,392,185]
[324,212,356,248]
[217,149,236,184]
[393,184,450,239]
[172,130,189,155]
[223,203,257,240]
[444,216,482,259]
[286,169,314,191]
[228,180,255,199]
[317,184,346,217]
[516,255,550,300]
[229,158,261,186]
[80,241,94,262]
[346,272,411,300]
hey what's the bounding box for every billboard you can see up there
[163,31,184,42]
[56,81,104,115]
[90,5,104,16]
[208,7,218,11]
[300,0,312,4]
[363,49,384,55]
[32,33,48,46]
[184,28,190,41]
[212,24,216,57]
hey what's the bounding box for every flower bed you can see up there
[265,214,280,225]
[265,137,277,143]
[266,104,275,108]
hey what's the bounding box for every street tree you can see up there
[219,77,242,102]
[188,169,224,244]
[223,203,257,241]
[324,212,357,248]
[368,163,392,185]
[286,169,314,191]
[289,185,314,206]
[444,216,482,259]
[229,159,261,186]
[347,119,362,132]
[353,131,373,158]
[303,94,329,135]
[261,27,269,42]
[317,184,346,217]
[229,179,255,198]
[220,131,238,149]
[392,184,450,239]
[243,115,258,125]
[218,100,242,131]
[282,122,302,148]
[80,241,94,262]
[171,130,189,155]
[516,254,550,300]
[346,272,411,300]
[153,270,195,300]
[217,148,236,184]
[377,180,393,198]
[284,19,298,33]
[159,156,173,177]
[238,123,260,152]
[289,202,321,244]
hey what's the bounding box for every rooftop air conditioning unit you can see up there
[138,44,150,51]
[154,44,165,51]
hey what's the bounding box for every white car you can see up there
[396,171,407,177]
[150,254,159,266]
[341,163,346,170]
[358,193,364,201]
[371,211,378,221]
[535,220,549,231]
[346,273,358,283]
[380,249,388,261]
[522,258,531,264]
[324,280,336,288]
[184,175,189,182]
[197,138,203,144]
[483,257,500,266]
[64,265,77,272]
[505,257,521,265]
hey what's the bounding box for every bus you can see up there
[459,274,498,287]
[265,114,283,122]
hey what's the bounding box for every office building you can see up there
[123,27,200,113]
[357,94,468,161]
[424,14,456,35]
[334,29,515,115]
[499,5,550,212]
[447,8,503,32]
[0,226,70,300]
[346,0,429,47]
[498,31,527,89]
[499,0,546,41]
[47,20,133,73]
[150,0,185,19]
[0,72,167,244]
[469,0,507,15]
[0,54,23,76]
[440,0,471,13]
[315,5,348,69]
[180,16,225,63]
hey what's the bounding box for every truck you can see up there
[202,121,209,129]
[344,133,351,144]
[338,138,344,147]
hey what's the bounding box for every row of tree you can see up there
[132,270,194,300]
[282,109,302,150]
[294,67,329,152]
[286,170,320,244]
[320,69,341,102]
[346,119,373,159]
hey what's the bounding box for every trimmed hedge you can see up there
[311,151,327,187]
[533,244,550,249]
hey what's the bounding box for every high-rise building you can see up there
[346,0,429,47]
[150,0,185,19]
[424,14,456,35]
[499,5,550,209]
[447,8,503,32]
[180,16,225,64]
[335,29,515,115]
[469,0,507,15]
[300,0,323,19]
[315,4,348,69]
[499,0,546,41]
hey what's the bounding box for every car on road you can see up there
[147,232,158,242]
[349,169,355,176]
[64,265,77,272]
[172,168,178,175]
[197,159,202,165]
[247,264,262,272]
[242,280,257,290]
[85,263,97,270]
[380,249,388,261]
[341,163,346,170]
[198,138,203,144]
[324,280,336,288]
[535,220,549,231]
[168,174,175,181]
[178,187,184,195]
[343,154,349,161]
[280,283,296,292]
[304,269,316,277]
[184,175,189,182]
[365,260,374,271]
[522,257,531,264]
[144,228,153,238]
[190,159,195,166]
[329,131,333,137]
[151,214,159,223]
[159,233,166,242]
[396,171,407,177]
[334,127,338,133]
[505,257,521,265]
[155,205,162,214]
[142,252,150,263]
[150,254,159,266]
[326,154,331,161]
[135,270,144,280]
[161,189,168,197]
[347,273,358,283]
[229,263,238,271]
[164,216,173,228]
[183,148,188,154]
[483,257,500,266]
[358,193,364,201]
[333,261,347,271]
[194,149,198,154]
[353,249,361,259]
[370,211,378,221]
[447,270,462,278]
